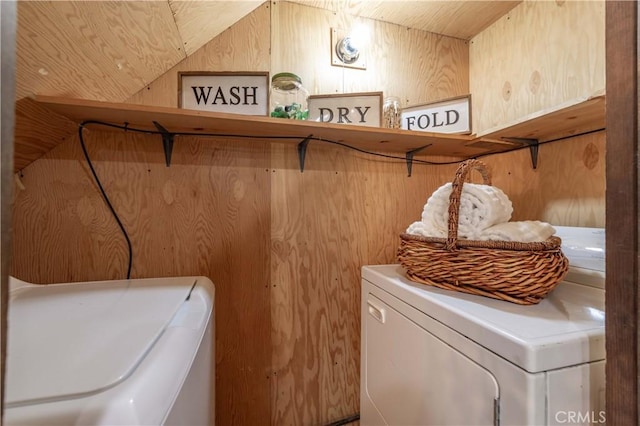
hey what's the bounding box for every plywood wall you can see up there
[10,2,605,426]
[271,1,470,108]
[469,0,605,135]
[483,131,605,226]
[268,3,469,424]
[16,1,185,102]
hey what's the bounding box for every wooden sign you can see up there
[401,95,471,134]
[308,92,382,127]
[178,72,269,115]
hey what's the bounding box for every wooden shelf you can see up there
[479,93,606,143]
[14,94,606,171]
[17,95,516,168]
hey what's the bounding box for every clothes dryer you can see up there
[361,227,605,425]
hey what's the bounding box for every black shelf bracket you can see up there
[153,121,175,167]
[502,137,539,169]
[297,135,313,172]
[405,144,432,177]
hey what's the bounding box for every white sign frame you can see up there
[178,72,269,116]
[401,95,472,134]
[308,92,382,127]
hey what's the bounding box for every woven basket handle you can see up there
[446,159,493,250]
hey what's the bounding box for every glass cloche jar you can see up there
[270,72,309,120]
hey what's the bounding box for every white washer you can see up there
[4,275,215,426]
[360,227,605,426]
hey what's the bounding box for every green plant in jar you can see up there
[270,73,309,120]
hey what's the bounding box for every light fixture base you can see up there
[331,28,367,70]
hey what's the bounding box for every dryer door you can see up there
[363,293,499,426]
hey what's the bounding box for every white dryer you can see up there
[360,227,605,426]
[4,275,215,426]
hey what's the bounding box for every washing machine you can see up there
[4,275,215,426]
[360,226,606,426]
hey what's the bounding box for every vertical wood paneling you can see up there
[469,0,605,135]
[270,144,360,425]
[269,142,454,425]
[271,1,469,108]
[482,131,605,227]
[604,1,638,424]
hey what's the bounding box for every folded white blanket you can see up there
[477,221,556,242]
[406,220,437,237]
[410,182,513,239]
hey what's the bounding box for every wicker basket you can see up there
[397,159,569,305]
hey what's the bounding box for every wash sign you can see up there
[179,72,269,116]
[401,95,471,134]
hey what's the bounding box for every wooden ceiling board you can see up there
[285,0,521,39]
[16,1,186,102]
[169,0,265,56]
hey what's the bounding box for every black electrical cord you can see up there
[475,127,606,161]
[78,122,133,279]
[77,120,606,167]
[76,120,467,166]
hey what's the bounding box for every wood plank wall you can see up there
[10,1,605,426]
[470,0,605,135]
[270,1,470,106]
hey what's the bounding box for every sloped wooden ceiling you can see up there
[16,0,263,102]
[288,0,521,40]
[16,0,520,104]
[168,0,266,56]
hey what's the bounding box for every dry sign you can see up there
[401,95,471,134]
[178,72,269,115]
[308,92,382,127]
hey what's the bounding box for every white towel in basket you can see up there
[477,220,556,243]
[407,182,513,239]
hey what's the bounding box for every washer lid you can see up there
[5,277,197,406]
[554,226,605,273]
[362,265,605,373]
